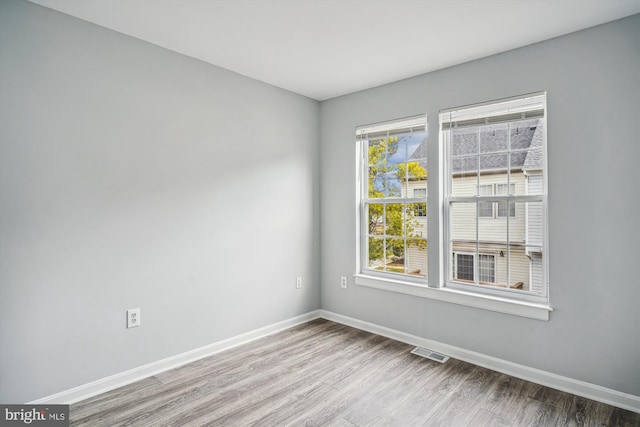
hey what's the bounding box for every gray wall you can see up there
[0,0,320,403]
[320,14,640,396]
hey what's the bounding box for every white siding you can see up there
[450,172,531,290]
[407,245,428,276]
[451,172,527,243]
[406,180,427,276]
[451,242,531,290]
[526,173,544,249]
[530,252,544,294]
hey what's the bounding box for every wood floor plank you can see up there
[480,373,542,422]
[70,375,165,421]
[606,407,640,427]
[165,333,364,425]
[68,320,640,427]
[421,358,476,397]
[341,356,435,426]
[367,388,446,427]
[419,390,483,427]
[248,381,339,426]
[458,364,504,401]
[513,397,562,427]
[466,407,513,427]
[282,386,362,427]
[323,418,359,427]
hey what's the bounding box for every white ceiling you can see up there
[28,0,640,101]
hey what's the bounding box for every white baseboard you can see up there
[29,310,321,405]
[30,307,639,414]
[318,309,640,414]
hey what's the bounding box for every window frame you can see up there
[441,92,549,305]
[356,115,428,285]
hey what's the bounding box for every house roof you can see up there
[451,119,543,174]
[410,138,428,160]
[407,138,428,177]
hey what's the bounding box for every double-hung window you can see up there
[357,115,428,282]
[441,93,548,303]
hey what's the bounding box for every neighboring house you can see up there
[403,139,428,276]
[404,179,428,276]
[447,118,544,292]
[371,118,543,293]
[396,119,543,292]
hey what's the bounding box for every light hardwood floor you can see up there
[70,319,639,426]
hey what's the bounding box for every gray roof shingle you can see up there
[451,119,543,173]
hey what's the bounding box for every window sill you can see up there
[354,274,552,321]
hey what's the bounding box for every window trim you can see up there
[354,274,551,321]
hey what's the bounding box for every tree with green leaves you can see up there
[367,136,427,273]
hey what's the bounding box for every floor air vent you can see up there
[411,347,449,363]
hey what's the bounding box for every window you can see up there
[357,115,427,281]
[441,93,548,303]
[453,252,496,283]
[478,183,516,218]
[413,188,427,198]
[478,254,496,283]
[413,189,427,216]
[354,94,550,320]
[453,253,474,281]
[496,183,516,217]
[478,185,493,217]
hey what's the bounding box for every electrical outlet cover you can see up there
[127,308,140,328]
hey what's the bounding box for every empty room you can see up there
[1,0,639,425]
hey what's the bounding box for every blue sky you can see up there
[387,132,426,165]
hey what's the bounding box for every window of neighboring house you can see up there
[478,183,516,218]
[441,93,548,303]
[497,183,516,217]
[413,188,427,216]
[478,254,496,283]
[453,252,496,284]
[478,185,493,217]
[453,252,474,281]
[357,115,428,282]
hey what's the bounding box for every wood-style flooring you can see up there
[70,319,640,426]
